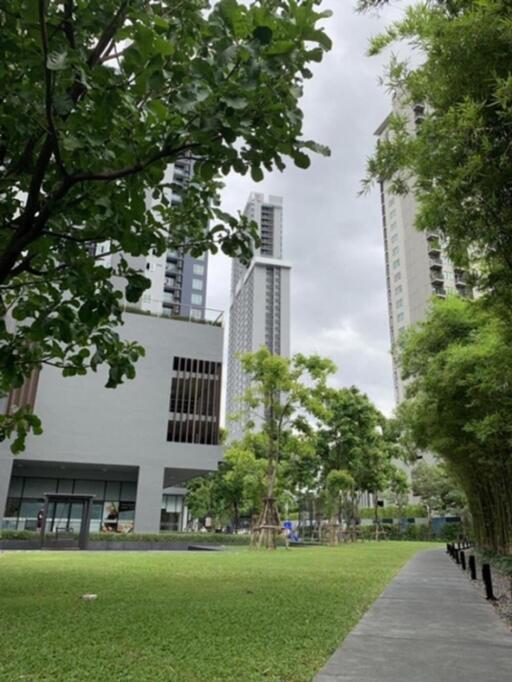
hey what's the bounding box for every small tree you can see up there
[186,439,265,531]
[186,474,224,529]
[412,461,466,525]
[387,469,410,532]
[315,386,399,540]
[237,347,335,549]
[219,441,266,531]
[324,469,354,545]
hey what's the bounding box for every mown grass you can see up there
[0,543,432,682]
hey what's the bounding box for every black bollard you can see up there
[468,555,477,580]
[460,550,466,570]
[454,548,460,564]
[482,564,496,600]
[446,543,451,554]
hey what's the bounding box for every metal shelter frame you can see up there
[39,493,95,550]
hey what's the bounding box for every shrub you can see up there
[88,532,252,545]
[359,505,427,520]
[0,530,39,540]
[439,523,464,542]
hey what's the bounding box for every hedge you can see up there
[88,532,252,545]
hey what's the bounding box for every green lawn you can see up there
[0,543,431,682]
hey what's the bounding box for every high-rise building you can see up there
[375,98,472,404]
[107,157,209,321]
[226,193,291,440]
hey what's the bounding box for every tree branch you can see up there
[63,0,76,49]
[71,141,203,183]
[39,0,67,178]
[87,0,131,69]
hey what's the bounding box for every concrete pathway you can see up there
[314,548,512,682]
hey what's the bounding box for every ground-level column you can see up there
[134,465,164,533]
[0,456,14,525]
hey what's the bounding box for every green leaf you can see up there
[199,162,216,181]
[154,36,174,57]
[223,96,248,110]
[267,41,295,56]
[125,274,151,302]
[250,165,264,182]
[304,29,333,51]
[293,151,311,169]
[301,141,331,157]
[148,99,168,121]
[153,15,170,30]
[253,26,273,45]
[306,48,323,63]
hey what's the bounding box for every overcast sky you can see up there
[207,2,407,418]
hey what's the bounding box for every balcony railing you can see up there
[428,241,441,256]
[430,270,444,284]
[125,303,223,327]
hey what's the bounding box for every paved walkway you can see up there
[314,548,512,682]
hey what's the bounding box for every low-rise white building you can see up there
[0,311,224,533]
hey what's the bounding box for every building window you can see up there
[397,312,404,322]
[393,259,400,269]
[192,278,203,291]
[167,356,222,445]
[193,264,205,275]
[396,298,403,308]
[191,293,203,305]
[4,475,136,532]
[391,233,398,244]
[394,272,401,282]
[390,222,397,231]
[392,246,399,257]
[395,285,402,295]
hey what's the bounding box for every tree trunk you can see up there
[374,492,379,541]
[251,461,281,549]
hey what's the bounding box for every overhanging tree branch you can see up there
[39,0,68,179]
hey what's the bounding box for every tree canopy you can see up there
[411,460,466,519]
[0,0,332,449]
[315,386,408,541]
[397,296,512,554]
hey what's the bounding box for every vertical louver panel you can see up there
[167,357,221,445]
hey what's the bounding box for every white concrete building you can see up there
[226,193,291,441]
[0,311,224,534]
[376,98,472,404]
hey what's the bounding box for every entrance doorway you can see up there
[40,493,94,550]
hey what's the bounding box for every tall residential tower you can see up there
[376,98,472,403]
[100,157,209,321]
[226,193,291,440]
